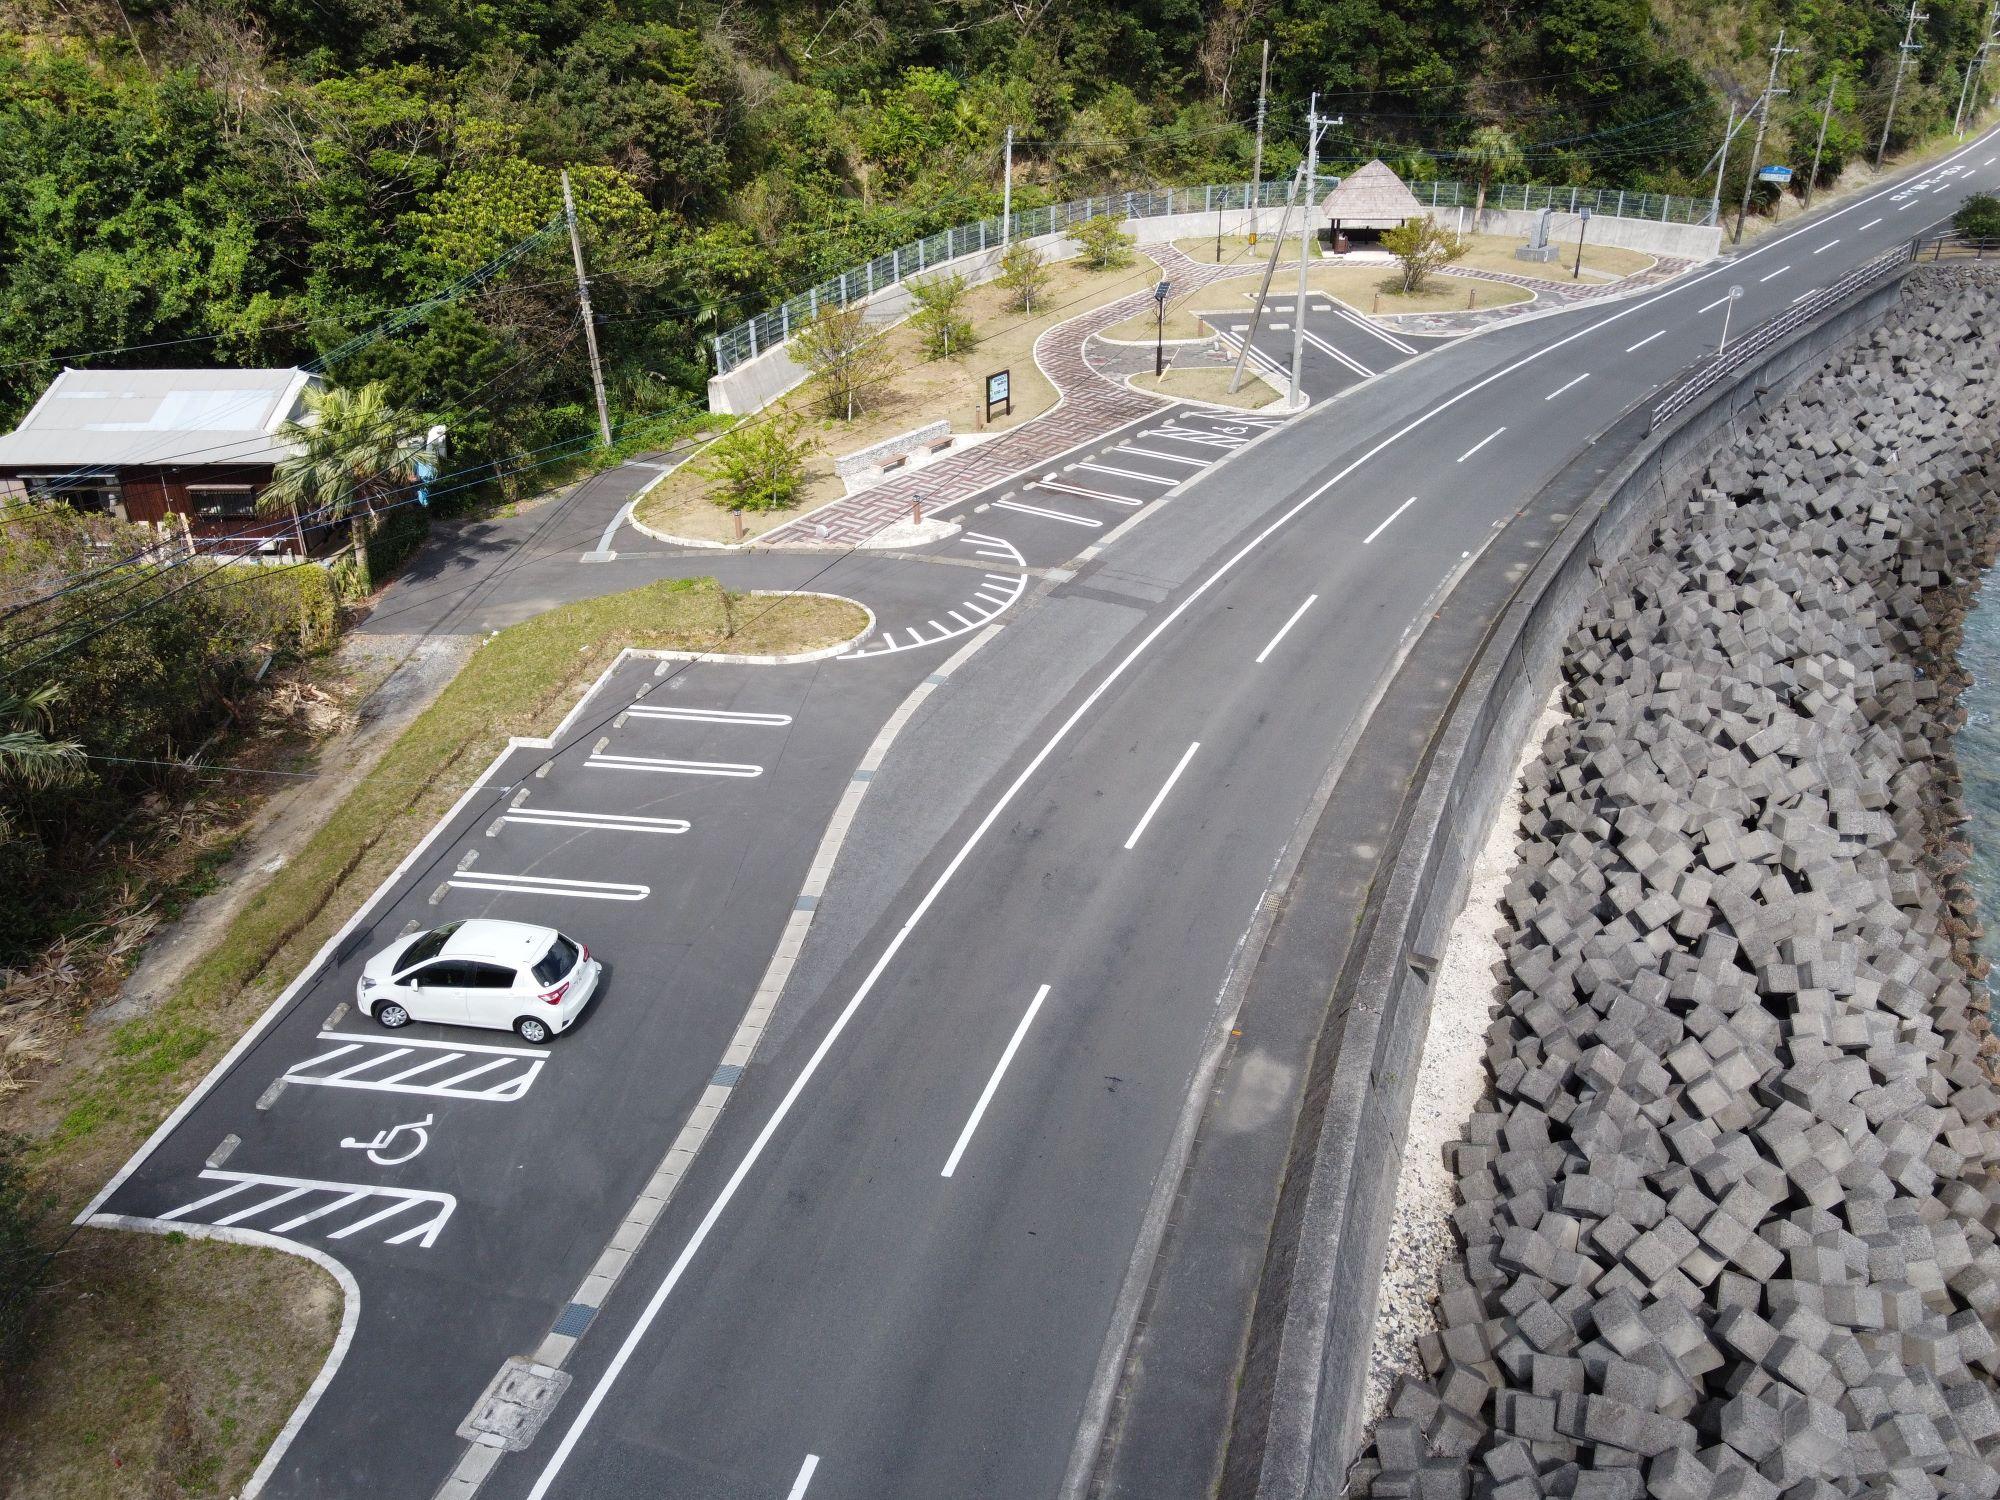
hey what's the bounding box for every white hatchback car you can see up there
[357,919,602,1043]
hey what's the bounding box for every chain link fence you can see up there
[712,175,1720,375]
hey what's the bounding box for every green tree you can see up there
[258,382,433,549]
[1071,214,1136,269]
[696,415,815,512]
[0,686,83,848]
[996,240,1051,314]
[1463,127,1524,219]
[794,303,894,421]
[1381,214,1466,293]
[1957,193,2000,239]
[908,272,977,359]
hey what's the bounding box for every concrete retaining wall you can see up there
[1463,205,1724,261]
[1239,266,1915,1500]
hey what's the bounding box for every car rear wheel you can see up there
[515,1016,552,1044]
[376,1001,411,1030]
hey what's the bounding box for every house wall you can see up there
[6,463,326,554]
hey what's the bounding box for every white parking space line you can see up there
[502,808,689,834]
[1112,446,1212,467]
[161,1170,457,1248]
[1123,741,1199,851]
[1032,479,1143,507]
[1624,330,1665,352]
[374,1053,465,1085]
[625,706,792,726]
[994,498,1101,528]
[447,871,650,901]
[940,985,1053,1178]
[587,754,763,777]
[1322,300,1418,355]
[1545,373,1589,401]
[1300,327,1374,378]
[1071,462,1178,486]
[1456,426,1506,462]
[286,1037,544,1100]
[326,1048,407,1081]
[1363,496,1419,545]
[1759,265,1791,282]
[1860,217,1883,230]
[1254,594,1319,664]
[787,1455,821,1500]
[1813,239,1839,253]
[963,531,1027,566]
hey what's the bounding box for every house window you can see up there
[186,484,259,519]
[28,476,125,519]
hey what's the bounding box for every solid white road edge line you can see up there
[786,1455,821,1500]
[1363,495,1420,545]
[1123,742,1200,852]
[518,121,2000,1500]
[939,984,1054,1179]
[1254,594,1320,664]
[1456,427,1506,463]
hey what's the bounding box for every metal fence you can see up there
[712,174,1722,376]
[1648,240,1917,431]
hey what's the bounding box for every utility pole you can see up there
[1249,39,1270,245]
[1711,100,1737,226]
[1979,0,2000,122]
[1291,94,1319,411]
[562,170,613,448]
[1736,28,1796,245]
[1001,125,1015,246]
[1804,76,1837,208]
[1878,0,1928,167]
[1229,166,1301,395]
[1957,3,1999,133]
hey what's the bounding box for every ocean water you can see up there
[1959,565,2000,1022]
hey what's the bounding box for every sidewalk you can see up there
[759,246,1260,548]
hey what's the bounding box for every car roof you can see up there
[438,919,559,965]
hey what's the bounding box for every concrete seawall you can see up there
[1230,262,1923,1500]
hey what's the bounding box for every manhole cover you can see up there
[458,1358,572,1451]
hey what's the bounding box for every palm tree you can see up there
[1464,126,1525,221]
[0,685,83,845]
[257,381,431,552]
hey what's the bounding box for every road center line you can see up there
[1697,294,1730,313]
[517,124,2000,1499]
[1624,330,1665,352]
[1363,495,1419,545]
[1544,373,1588,401]
[1123,742,1200,852]
[940,984,1054,1178]
[1759,265,1791,282]
[785,1455,820,1500]
[1254,594,1319,664]
[1813,239,1840,253]
[1860,217,1883,230]
[1456,426,1506,463]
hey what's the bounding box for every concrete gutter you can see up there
[1231,259,1916,1500]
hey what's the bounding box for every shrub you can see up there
[908,272,976,359]
[0,1139,45,1379]
[1382,214,1467,293]
[794,303,895,420]
[1072,214,1135,270]
[1957,193,2000,240]
[696,414,816,512]
[996,241,1051,314]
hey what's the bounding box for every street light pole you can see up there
[1153,279,1170,378]
[1572,205,1593,278]
[1804,76,1837,209]
[1878,0,1929,167]
[1290,93,1318,411]
[1736,28,1796,245]
[1717,284,1744,355]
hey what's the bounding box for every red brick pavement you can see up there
[760,246,1259,547]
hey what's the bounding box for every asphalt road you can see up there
[88,127,2000,1500]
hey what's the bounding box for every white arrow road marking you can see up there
[160,1170,456,1248]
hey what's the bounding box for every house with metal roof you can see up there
[0,367,328,552]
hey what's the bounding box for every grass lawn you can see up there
[0,578,866,1495]
[634,255,1160,543]
[1451,232,1655,282]
[1130,367,1281,409]
[1171,234,1307,268]
[1106,263,1532,340]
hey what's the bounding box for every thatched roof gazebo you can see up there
[1318,160,1423,231]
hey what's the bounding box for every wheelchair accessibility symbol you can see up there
[340,1115,434,1166]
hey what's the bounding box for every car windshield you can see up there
[396,922,462,975]
[532,935,579,986]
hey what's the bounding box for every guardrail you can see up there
[1648,240,1919,431]
[1918,231,2000,260]
[710,173,1721,376]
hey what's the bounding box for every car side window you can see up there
[464,962,519,989]
[403,961,469,986]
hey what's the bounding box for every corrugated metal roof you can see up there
[0,367,316,470]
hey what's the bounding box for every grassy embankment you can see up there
[0,577,865,1499]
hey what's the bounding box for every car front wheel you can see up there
[375,1001,411,1030]
[515,1016,552,1044]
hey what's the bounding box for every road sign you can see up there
[985,369,1011,421]
[1758,165,1794,183]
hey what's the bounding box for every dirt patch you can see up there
[0,1228,340,1499]
[633,255,1162,543]
[1448,232,1654,282]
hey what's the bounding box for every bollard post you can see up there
[913,498,924,527]
[733,510,745,541]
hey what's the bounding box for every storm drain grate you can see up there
[551,1302,596,1338]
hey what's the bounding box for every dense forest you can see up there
[0,0,1993,475]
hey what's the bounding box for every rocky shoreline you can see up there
[1356,264,2000,1498]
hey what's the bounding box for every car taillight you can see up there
[541,982,569,1006]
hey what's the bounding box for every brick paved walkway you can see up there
[761,246,1259,547]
